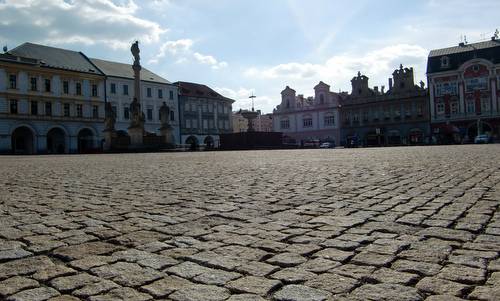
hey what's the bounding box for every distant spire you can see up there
[249,92,256,112]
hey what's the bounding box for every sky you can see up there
[0,0,498,113]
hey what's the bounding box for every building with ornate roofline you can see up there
[427,36,500,143]
[340,65,429,147]
[272,81,341,145]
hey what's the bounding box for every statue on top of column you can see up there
[131,41,140,66]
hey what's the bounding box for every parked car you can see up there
[474,134,491,144]
[319,142,334,148]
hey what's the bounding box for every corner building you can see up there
[427,38,500,142]
[0,43,105,154]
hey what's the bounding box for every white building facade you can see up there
[90,59,180,144]
[0,43,105,154]
[273,82,341,145]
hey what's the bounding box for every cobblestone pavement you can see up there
[0,145,499,301]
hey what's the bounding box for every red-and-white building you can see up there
[427,36,500,143]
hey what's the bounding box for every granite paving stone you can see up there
[0,146,499,300]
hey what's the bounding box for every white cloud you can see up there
[245,44,428,92]
[0,0,166,50]
[148,39,227,69]
[148,39,193,64]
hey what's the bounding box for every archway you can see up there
[11,126,35,154]
[78,128,95,153]
[47,127,66,154]
[204,136,214,150]
[467,121,492,139]
[185,136,199,151]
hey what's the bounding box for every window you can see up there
[170,110,175,121]
[76,82,82,95]
[436,82,458,96]
[112,106,117,116]
[363,111,369,122]
[286,99,290,108]
[76,104,83,117]
[465,77,488,92]
[481,98,490,112]
[303,117,313,127]
[394,107,401,118]
[169,90,174,100]
[280,119,290,129]
[186,119,192,129]
[123,84,129,95]
[353,113,360,123]
[30,77,37,91]
[63,81,69,94]
[440,56,450,68]
[9,74,17,89]
[466,100,475,113]
[45,79,51,92]
[31,101,38,115]
[319,94,325,104]
[110,83,116,94]
[158,89,163,99]
[373,110,379,121]
[450,102,459,114]
[147,108,153,121]
[93,105,99,119]
[63,103,70,117]
[45,102,52,116]
[10,100,18,114]
[405,105,412,117]
[124,107,130,120]
[147,87,152,98]
[416,105,423,116]
[91,84,98,97]
[436,103,445,115]
[324,115,335,126]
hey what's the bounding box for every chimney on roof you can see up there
[459,42,465,47]
[388,78,393,90]
[381,86,385,94]
[374,86,379,93]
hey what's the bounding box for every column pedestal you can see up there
[160,126,175,146]
[103,130,116,151]
[128,127,143,147]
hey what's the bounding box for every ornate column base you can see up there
[160,126,175,146]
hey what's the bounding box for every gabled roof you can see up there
[90,58,171,84]
[174,81,234,102]
[10,42,102,75]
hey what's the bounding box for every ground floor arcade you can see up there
[0,121,103,154]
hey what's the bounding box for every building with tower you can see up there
[427,35,500,143]
[340,65,429,146]
[272,82,342,145]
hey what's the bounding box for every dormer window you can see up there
[440,56,450,69]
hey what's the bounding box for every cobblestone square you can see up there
[0,145,499,301]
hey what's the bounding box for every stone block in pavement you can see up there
[304,273,358,294]
[6,287,60,301]
[88,287,152,301]
[270,267,317,283]
[0,276,39,297]
[226,276,281,296]
[349,283,423,301]
[141,275,193,298]
[266,252,307,267]
[169,284,231,301]
[416,277,471,296]
[273,284,332,301]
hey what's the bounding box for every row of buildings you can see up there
[0,42,234,154]
[272,36,500,146]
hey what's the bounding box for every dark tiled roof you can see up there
[427,39,500,74]
[429,40,500,57]
[10,42,102,75]
[90,58,171,84]
[175,81,234,102]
